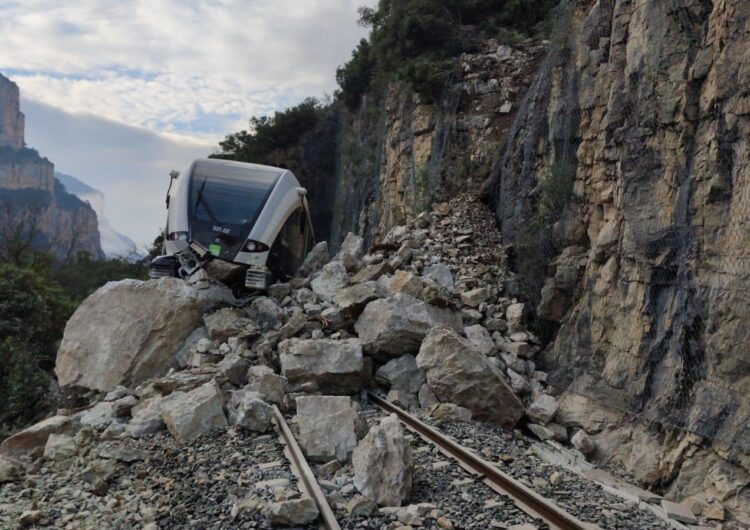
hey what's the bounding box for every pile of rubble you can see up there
[0,194,611,528]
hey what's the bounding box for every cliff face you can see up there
[304,0,750,514]
[327,39,547,249]
[491,0,750,509]
[0,75,24,150]
[0,74,102,261]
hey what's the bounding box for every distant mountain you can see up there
[0,73,103,260]
[55,172,141,260]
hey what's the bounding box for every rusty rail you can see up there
[368,393,600,530]
[273,406,341,530]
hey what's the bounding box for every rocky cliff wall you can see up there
[491,0,749,511]
[0,75,24,149]
[327,39,546,250]
[0,73,103,261]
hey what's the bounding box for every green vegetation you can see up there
[335,0,557,107]
[0,263,72,426]
[0,199,151,428]
[212,97,326,162]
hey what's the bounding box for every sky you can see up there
[0,0,372,244]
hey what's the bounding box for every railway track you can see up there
[274,396,601,530]
[368,392,600,530]
[273,406,342,530]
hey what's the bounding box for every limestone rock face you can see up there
[55,278,233,392]
[296,396,358,462]
[0,75,24,149]
[352,414,413,506]
[494,0,750,475]
[279,338,363,394]
[160,380,228,443]
[354,293,462,360]
[416,327,524,428]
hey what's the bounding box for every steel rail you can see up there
[368,392,600,530]
[273,406,341,530]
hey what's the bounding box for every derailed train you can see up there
[150,158,315,290]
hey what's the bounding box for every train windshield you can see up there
[188,163,279,260]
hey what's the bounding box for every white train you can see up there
[150,158,315,290]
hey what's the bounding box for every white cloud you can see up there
[0,0,372,141]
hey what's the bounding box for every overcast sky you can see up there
[0,0,371,244]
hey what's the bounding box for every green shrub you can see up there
[339,0,557,103]
[0,263,74,425]
[213,98,325,162]
[336,39,375,109]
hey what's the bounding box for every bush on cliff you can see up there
[336,0,557,106]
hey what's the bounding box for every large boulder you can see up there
[246,365,287,403]
[55,278,233,391]
[160,380,228,443]
[527,394,559,425]
[334,232,365,272]
[231,391,274,432]
[422,264,453,289]
[0,415,71,456]
[375,355,425,394]
[354,293,462,360]
[296,396,358,462]
[298,241,329,277]
[310,260,349,302]
[352,414,413,506]
[279,338,363,393]
[416,327,524,429]
[43,434,77,461]
[334,281,387,319]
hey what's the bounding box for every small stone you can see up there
[461,287,490,307]
[526,394,559,424]
[43,433,77,461]
[437,516,454,529]
[661,499,698,525]
[19,510,42,527]
[266,497,319,526]
[346,495,378,516]
[571,430,595,455]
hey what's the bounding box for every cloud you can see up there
[22,98,214,245]
[0,0,372,141]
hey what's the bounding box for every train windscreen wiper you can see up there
[194,176,220,225]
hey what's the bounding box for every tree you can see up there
[0,195,46,265]
[213,98,325,162]
[0,263,73,425]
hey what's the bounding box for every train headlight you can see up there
[168,231,189,241]
[243,240,269,253]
